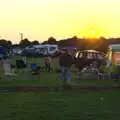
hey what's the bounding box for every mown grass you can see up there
[0,56,120,120]
[0,91,120,120]
[0,56,120,87]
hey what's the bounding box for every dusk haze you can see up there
[0,0,120,43]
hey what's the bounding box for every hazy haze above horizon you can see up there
[0,0,120,43]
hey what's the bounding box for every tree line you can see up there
[0,36,120,52]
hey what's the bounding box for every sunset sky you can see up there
[0,0,120,43]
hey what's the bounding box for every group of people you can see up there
[0,48,99,83]
[0,55,53,76]
[1,48,113,82]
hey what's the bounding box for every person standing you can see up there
[44,56,52,72]
[2,56,16,76]
[59,49,73,86]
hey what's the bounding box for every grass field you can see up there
[0,56,120,120]
[0,56,119,87]
[0,91,120,120]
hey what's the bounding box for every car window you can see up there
[87,52,93,59]
[79,52,83,58]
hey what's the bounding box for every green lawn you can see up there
[0,57,61,86]
[0,91,120,120]
[0,56,120,87]
[0,57,120,120]
[0,70,119,87]
[0,72,62,86]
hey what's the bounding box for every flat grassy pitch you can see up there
[0,91,120,120]
[0,56,120,87]
[0,57,120,120]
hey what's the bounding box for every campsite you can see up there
[1,0,120,119]
[0,44,120,120]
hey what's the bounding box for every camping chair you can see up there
[97,72,111,80]
[111,73,119,80]
[31,63,41,75]
[16,60,27,69]
[16,60,27,73]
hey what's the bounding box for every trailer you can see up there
[25,44,59,56]
[107,44,120,66]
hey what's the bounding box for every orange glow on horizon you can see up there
[0,0,120,43]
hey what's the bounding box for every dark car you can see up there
[74,50,105,71]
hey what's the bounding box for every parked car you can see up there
[74,50,105,71]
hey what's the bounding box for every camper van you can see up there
[107,44,120,66]
[33,44,59,56]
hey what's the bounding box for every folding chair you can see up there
[16,60,27,73]
[16,60,27,69]
[31,63,41,75]
[111,73,119,80]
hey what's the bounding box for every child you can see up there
[44,56,52,72]
[2,56,16,76]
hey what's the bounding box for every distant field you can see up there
[0,56,120,87]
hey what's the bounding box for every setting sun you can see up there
[89,28,101,38]
[91,29,96,36]
[81,27,102,39]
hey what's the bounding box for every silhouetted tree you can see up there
[0,39,12,48]
[7,40,12,46]
[19,38,31,47]
[48,37,57,44]
[99,36,106,41]
[31,40,39,45]
[42,40,48,44]
[41,36,120,52]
